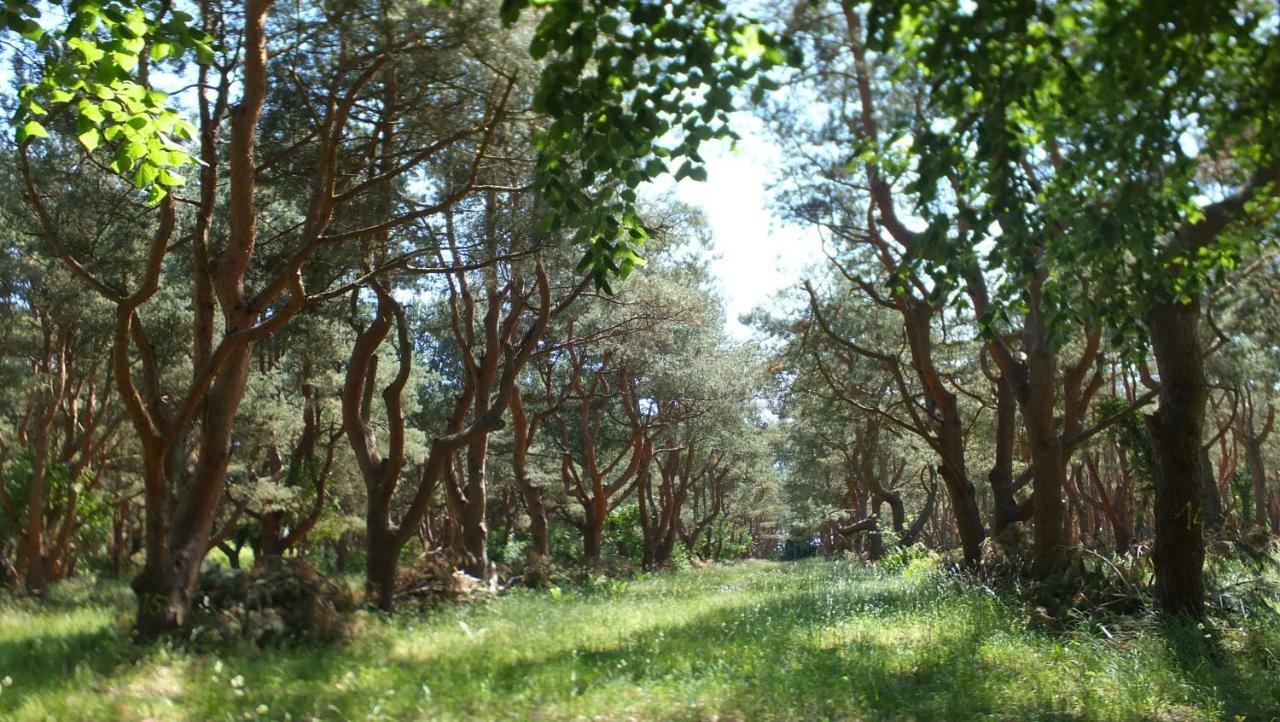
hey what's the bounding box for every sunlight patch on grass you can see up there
[2,560,1277,721]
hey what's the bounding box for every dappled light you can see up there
[4,562,1278,720]
[2,0,1278,719]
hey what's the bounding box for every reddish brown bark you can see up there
[963,259,1107,577]
[345,260,550,608]
[639,439,732,569]
[984,360,1023,538]
[1084,452,1134,554]
[510,389,551,560]
[800,3,986,565]
[1236,392,1274,535]
[20,0,517,631]
[548,346,647,566]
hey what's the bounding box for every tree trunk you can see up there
[1025,405,1067,577]
[655,523,679,566]
[123,0,274,635]
[1008,285,1072,579]
[334,532,350,574]
[1272,492,1280,539]
[938,410,984,565]
[111,500,129,577]
[1086,452,1133,554]
[131,445,179,634]
[212,541,235,569]
[510,390,549,560]
[1242,435,1271,535]
[259,510,285,560]
[988,373,1022,537]
[366,526,398,611]
[583,500,605,565]
[459,438,489,577]
[1199,447,1223,534]
[1144,300,1206,617]
[517,473,550,560]
[133,347,253,635]
[865,497,887,559]
[639,476,658,569]
[22,419,50,596]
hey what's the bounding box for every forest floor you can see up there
[1,558,1278,721]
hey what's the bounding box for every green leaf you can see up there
[192,40,214,64]
[149,41,173,61]
[124,7,147,39]
[112,51,139,73]
[157,169,186,186]
[68,37,105,64]
[172,118,197,141]
[144,183,167,205]
[133,162,159,189]
[78,127,102,152]
[17,120,48,142]
[18,17,42,40]
[499,0,530,25]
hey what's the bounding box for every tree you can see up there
[7,0,792,630]
[0,154,126,593]
[872,0,1280,615]
[770,2,990,565]
[757,289,941,559]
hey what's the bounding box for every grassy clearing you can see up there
[1,559,1278,721]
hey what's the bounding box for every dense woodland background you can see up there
[0,0,1278,681]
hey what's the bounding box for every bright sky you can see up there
[653,113,825,341]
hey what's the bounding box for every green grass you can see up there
[2,559,1278,721]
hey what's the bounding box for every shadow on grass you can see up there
[6,562,1280,721]
[1160,614,1280,718]
[424,578,1273,719]
[0,624,135,713]
[173,577,1080,719]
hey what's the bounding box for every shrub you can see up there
[875,543,937,574]
[189,557,357,645]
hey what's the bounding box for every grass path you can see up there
[2,559,1277,720]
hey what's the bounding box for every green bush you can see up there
[603,505,645,564]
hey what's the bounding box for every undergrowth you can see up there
[1,558,1277,721]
